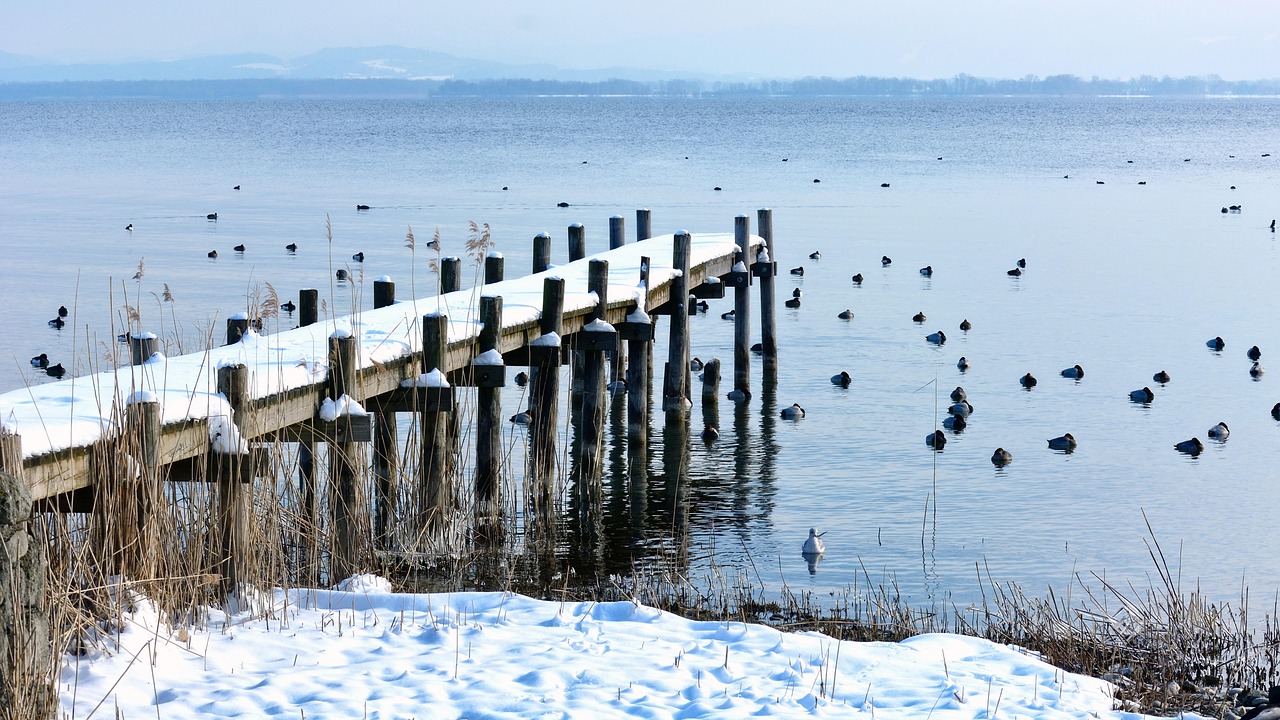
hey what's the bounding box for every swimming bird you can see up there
[1207,336,1225,351]
[1153,370,1171,384]
[950,386,966,402]
[1047,433,1077,451]
[780,403,806,419]
[207,250,217,258]
[509,411,532,425]
[1272,219,1277,232]
[792,288,803,299]
[1129,386,1155,403]
[926,331,946,344]
[1248,345,1262,361]
[851,273,863,284]
[831,371,851,387]
[1007,267,1022,277]
[425,238,441,251]
[790,266,804,276]
[336,269,348,281]
[286,243,298,252]
[751,342,763,353]
[948,401,973,417]
[1251,361,1265,378]
[1174,437,1204,456]
[515,371,529,387]
[919,265,932,277]
[48,317,65,329]
[281,300,296,313]
[1020,373,1037,388]
[58,305,68,318]
[1208,422,1230,440]
[837,309,855,320]
[125,223,133,231]
[353,251,365,262]
[880,182,890,188]
[695,299,709,312]
[233,185,240,190]
[785,297,801,309]
[701,425,719,442]
[30,353,49,368]
[45,363,66,378]
[607,380,627,395]
[957,356,970,371]
[912,311,926,323]
[1017,258,1026,268]
[991,448,1012,466]
[802,528,826,555]
[721,310,735,320]
[809,251,821,260]
[943,414,966,431]
[206,212,218,220]
[1061,364,1084,379]
[690,357,704,372]
[727,388,749,401]
[234,244,245,252]
[713,186,722,191]
[959,319,971,331]
[926,429,946,449]
[881,256,892,266]
[1273,403,1280,421]
[357,204,371,210]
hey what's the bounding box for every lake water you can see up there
[2,96,1279,609]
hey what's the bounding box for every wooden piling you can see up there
[299,288,319,327]
[226,314,250,345]
[327,333,364,582]
[609,215,625,250]
[215,362,251,591]
[438,259,462,459]
[576,260,610,479]
[733,215,753,400]
[440,257,461,294]
[568,223,586,262]
[372,278,397,547]
[297,288,319,580]
[700,358,720,440]
[757,208,778,377]
[625,257,653,440]
[530,277,565,516]
[484,253,504,285]
[475,296,503,516]
[129,333,158,365]
[662,232,692,415]
[419,313,452,529]
[114,396,161,578]
[533,232,552,274]
[636,209,652,242]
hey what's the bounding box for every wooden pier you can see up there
[0,210,779,584]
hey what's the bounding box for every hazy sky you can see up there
[3,0,1277,79]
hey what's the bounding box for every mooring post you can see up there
[700,357,721,441]
[530,277,565,516]
[568,223,586,262]
[533,232,552,274]
[121,395,162,578]
[129,332,158,365]
[226,313,250,345]
[475,296,503,517]
[296,288,319,580]
[733,215,753,400]
[625,257,652,440]
[636,208,652,242]
[757,208,778,377]
[372,278,397,547]
[419,313,452,529]
[299,288,319,327]
[484,252,505,285]
[662,232,692,416]
[438,259,463,453]
[440,257,461,294]
[577,259,611,479]
[609,215,625,250]
[327,332,364,582]
[215,362,251,592]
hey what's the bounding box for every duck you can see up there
[607,380,627,395]
[959,319,971,331]
[701,425,719,442]
[509,411,532,425]
[780,403,806,419]
[926,429,947,449]
[1020,373,1037,388]
[47,317,65,329]
[45,363,66,379]
[831,371,852,387]
[809,251,821,260]
[1274,402,1280,421]
[943,414,966,431]
[881,255,892,266]
[1007,267,1022,277]
[336,269,349,281]
[207,250,218,258]
[791,288,802,299]
[1248,345,1262,361]
[206,212,218,220]
[1047,433,1077,451]
[1129,386,1155,403]
[233,184,240,190]
[694,299,709,312]
[919,265,933,277]
[357,204,371,210]
[912,311,926,323]
[281,300,297,313]
[125,223,133,231]
[234,244,246,252]
[950,386,966,402]
[1208,422,1230,440]
[948,400,973,417]
[1017,258,1026,268]
[1207,336,1225,351]
[727,388,749,401]
[991,448,1013,466]
[789,266,804,276]
[1061,364,1084,379]
[515,371,529,387]
[1153,370,1171,384]
[721,310,735,320]
[851,273,864,284]
[1174,437,1204,456]
[353,251,365,262]
[1251,362,1266,378]
[286,243,298,252]
[926,331,946,344]
[837,309,855,320]
[957,356,970,371]
[751,342,763,353]
[784,297,801,309]
[802,528,826,555]
[30,353,49,368]
[58,305,68,318]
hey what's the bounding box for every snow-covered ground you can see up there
[57,575,1208,719]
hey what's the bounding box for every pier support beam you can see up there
[297,288,319,581]
[129,333,157,365]
[624,258,653,441]
[568,223,586,262]
[533,232,552,274]
[372,278,397,548]
[662,232,692,417]
[327,333,365,582]
[757,208,778,378]
[575,260,611,480]
[529,277,565,520]
[607,216,626,383]
[484,253,504,285]
[418,313,452,531]
[636,208,652,242]
[215,362,252,592]
[475,296,504,521]
[733,215,753,401]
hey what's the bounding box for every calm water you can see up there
[2,96,1279,608]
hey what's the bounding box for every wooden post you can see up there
[327,333,364,582]
[438,258,463,462]
[226,314,250,345]
[533,232,552,274]
[576,260,610,479]
[700,358,720,441]
[129,333,158,365]
[609,215,625,249]
[636,209,652,242]
[419,313,451,529]
[441,257,461,294]
[626,257,652,440]
[475,296,503,516]
[530,277,565,517]
[109,396,160,579]
[758,208,778,377]
[663,232,691,416]
[299,288,319,327]
[484,253,505,285]
[0,432,19,479]
[733,215,753,400]
[372,278,397,547]
[215,362,251,592]
[568,223,586,262]
[297,288,319,581]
